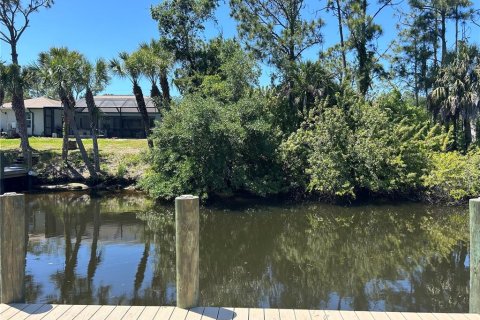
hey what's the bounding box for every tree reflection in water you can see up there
[24,193,469,312]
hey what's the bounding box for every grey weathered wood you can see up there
[471,198,480,314]
[0,193,25,304]
[0,152,5,195]
[175,195,200,309]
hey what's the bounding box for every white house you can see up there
[0,97,63,137]
[0,95,160,138]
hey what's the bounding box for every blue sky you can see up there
[1,0,479,95]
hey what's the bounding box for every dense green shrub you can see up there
[281,91,429,200]
[423,150,480,202]
[140,94,284,200]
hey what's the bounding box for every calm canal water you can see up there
[24,192,469,312]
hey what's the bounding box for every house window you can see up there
[26,112,32,129]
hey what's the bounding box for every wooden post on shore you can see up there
[0,193,26,303]
[471,198,480,313]
[0,152,5,195]
[175,195,199,309]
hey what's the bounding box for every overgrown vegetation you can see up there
[3,0,480,203]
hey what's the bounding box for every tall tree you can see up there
[137,40,174,111]
[393,6,436,105]
[110,52,153,148]
[78,59,110,173]
[340,0,393,97]
[409,0,475,66]
[35,47,98,180]
[0,0,53,157]
[230,0,323,131]
[428,44,480,150]
[327,0,347,81]
[151,0,218,76]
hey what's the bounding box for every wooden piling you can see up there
[0,152,4,194]
[175,195,199,309]
[471,198,480,313]
[0,193,26,303]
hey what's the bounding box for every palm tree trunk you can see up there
[160,71,171,106]
[12,90,31,159]
[85,88,100,172]
[440,10,447,66]
[62,107,70,161]
[464,117,472,149]
[62,93,98,181]
[335,0,346,82]
[9,45,30,158]
[133,81,153,149]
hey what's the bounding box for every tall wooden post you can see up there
[471,198,480,313]
[0,193,26,303]
[0,152,4,194]
[175,195,199,309]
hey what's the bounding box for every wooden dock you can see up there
[1,304,479,320]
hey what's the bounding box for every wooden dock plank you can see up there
[355,311,376,320]
[1,303,28,319]
[186,307,204,320]
[295,309,312,320]
[278,309,295,320]
[202,307,220,320]
[88,305,116,320]
[217,307,235,320]
[232,308,249,320]
[324,310,344,320]
[139,306,161,320]
[432,314,457,320]
[0,303,11,314]
[56,305,87,320]
[122,306,146,320]
[8,304,45,320]
[104,306,131,320]
[385,312,406,320]
[153,306,175,320]
[447,314,469,320]
[401,313,424,320]
[22,304,55,320]
[249,307,264,320]
[70,305,101,320]
[464,314,480,320]
[369,311,391,320]
[264,308,280,320]
[38,304,72,320]
[340,310,360,320]
[310,310,326,320]
[170,307,189,320]
[1,304,478,320]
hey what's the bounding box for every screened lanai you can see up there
[74,95,159,138]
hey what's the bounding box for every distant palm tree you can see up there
[428,45,480,150]
[34,47,98,180]
[138,40,174,109]
[78,59,110,172]
[110,52,153,148]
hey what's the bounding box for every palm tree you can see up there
[34,47,98,180]
[428,44,480,150]
[78,59,110,172]
[138,40,174,109]
[110,52,153,148]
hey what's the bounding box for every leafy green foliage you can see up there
[281,90,429,200]
[140,94,284,200]
[424,150,480,202]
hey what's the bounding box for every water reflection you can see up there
[25,193,469,312]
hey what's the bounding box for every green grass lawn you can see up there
[0,137,148,154]
[0,137,149,183]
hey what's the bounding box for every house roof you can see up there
[75,95,158,114]
[1,97,62,109]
